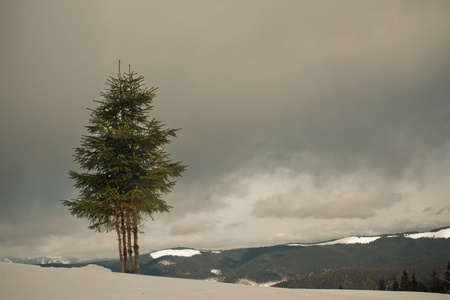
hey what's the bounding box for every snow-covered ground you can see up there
[1,262,447,300]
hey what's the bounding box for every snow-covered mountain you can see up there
[142,227,450,259]
[145,227,450,258]
[123,226,449,286]
[3,227,448,268]
[96,227,443,286]
[286,226,450,247]
[0,256,81,265]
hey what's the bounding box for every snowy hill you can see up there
[1,262,447,300]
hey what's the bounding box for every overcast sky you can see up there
[1,0,450,260]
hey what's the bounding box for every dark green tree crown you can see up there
[63,65,187,232]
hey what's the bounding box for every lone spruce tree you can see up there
[63,63,186,273]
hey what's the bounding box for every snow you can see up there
[287,227,450,247]
[405,228,450,239]
[287,236,381,247]
[211,269,222,276]
[3,256,79,265]
[150,248,201,259]
[1,262,447,300]
[312,236,381,246]
[1,258,12,263]
[158,260,175,266]
[38,256,73,264]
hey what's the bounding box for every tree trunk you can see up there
[121,209,129,273]
[115,206,124,273]
[133,208,140,274]
[126,209,133,273]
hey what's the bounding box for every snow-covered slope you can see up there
[150,248,201,259]
[1,262,447,300]
[287,236,381,247]
[287,227,450,247]
[404,227,450,239]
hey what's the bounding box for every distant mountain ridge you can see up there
[0,256,80,265]
[284,226,450,247]
[4,227,448,266]
[0,256,114,265]
[32,226,450,288]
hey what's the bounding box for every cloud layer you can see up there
[1,0,450,259]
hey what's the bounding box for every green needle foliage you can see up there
[63,63,187,273]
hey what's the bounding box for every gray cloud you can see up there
[1,0,450,258]
[253,185,402,219]
[170,217,215,236]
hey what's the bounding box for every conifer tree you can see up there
[63,62,186,273]
[400,270,411,291]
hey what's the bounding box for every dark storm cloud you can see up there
[1,0,450,257]
[153,0,450,188]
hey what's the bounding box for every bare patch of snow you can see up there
[287,228,450,247]
[236,278,258,286]
[150,248,201,259]
[206,277,222,282]
[405,228,450,239]
[288,236,380,247]
[319,236,381,245]
[260,281,283,287]
[210,269,222,276]
[158,260,175,266]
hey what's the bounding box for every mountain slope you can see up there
[76,228,450,285]
[36,227,450,286]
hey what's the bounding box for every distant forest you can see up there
[274,261,450,294]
